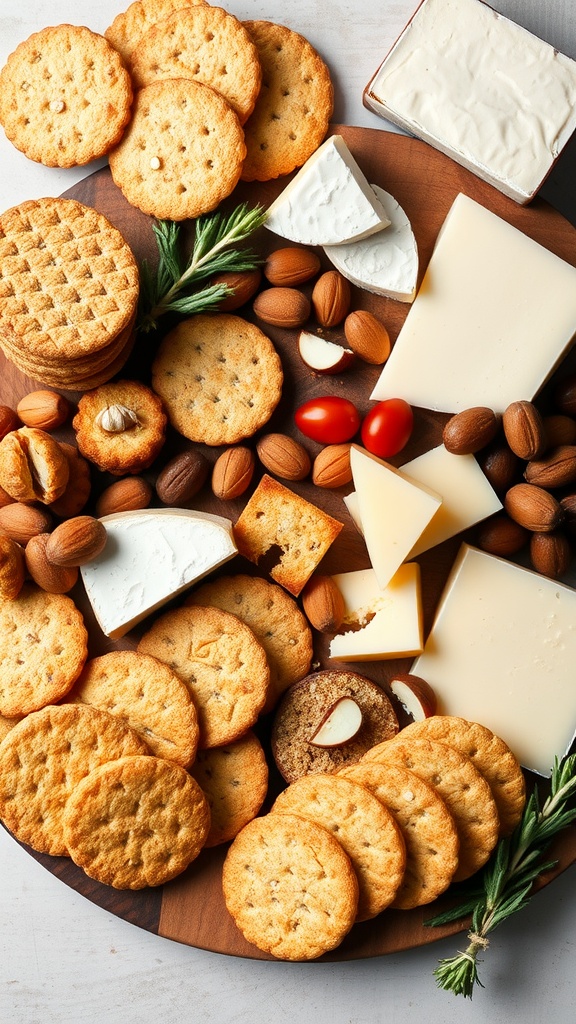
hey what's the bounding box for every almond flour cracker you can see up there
[105,0,208,65]
[190,730,269,847]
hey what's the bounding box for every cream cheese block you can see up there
[371,193,576,414]
[412,544,576,777]
[363,0,576,203]
[323,185,418,302]
[329,563,423,661]
[265,135,390,246]
[80,508,237,638]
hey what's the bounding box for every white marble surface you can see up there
[1,2,576,1022]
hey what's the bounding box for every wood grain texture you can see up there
[2,125,576,960]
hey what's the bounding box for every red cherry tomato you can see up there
[294,396,361,444]
[361,399,414,458]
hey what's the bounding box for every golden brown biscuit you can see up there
[72,379,167,475]
[191,730,269,846]
[0,532,25,600]
[105,0,208,65]
[0,427,69,504]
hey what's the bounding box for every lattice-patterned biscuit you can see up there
[108,79,246,221]
[222,811,359,960]
[271,773,406,921]
[0,704,149,856]
[72,379,167,475]
[66,650,199,769]
[339,761,460,909]
[138,604,270,748]
[241,21,333,181]
[63,754,210,888]
[0,583,88,717]
[131,5,262,125]
[185,573,312,712]
[151,314,283,445]
[105,0,208,65]
[0,25,132,168]
[191,730,269,846]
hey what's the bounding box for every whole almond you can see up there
[312,444,352,488]
[343,310,391,365]
[0,405,18,440]
[211,269,262,311]
[25,533,78,594]
[443,407,501,455]
[0,502,52,544]
[504,482,563,533]
[542,414,576,448]
[524,445,576,489]
[212,446,255,500]
[301,574,345,633]
[95,476,153,517]
[155,450,209,505]
[0,533,25,600]
[311,271,351,328]
[478,442,521,493]
[554,372,576,416]
[560,492,576,535]
[502,400,547,460]
[253,287,310,328]
[45,515,107,566]
[16,390,69,431]
[476,513,529,557]
[530,531,572,579]
[264,247,321,287]
[256,433,311,481]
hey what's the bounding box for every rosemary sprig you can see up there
[427,752,576,998]
[137,202,267,333]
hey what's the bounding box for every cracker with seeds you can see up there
[0,24,132,167]
[222,811,358,960]
[108,79,246,221]
[191,730,269,846]
[241,21,333,181]
[151,314,283,446]
[0,704,150,856]
[63,754,210,889]
[0,583,88,717]
[272,773,406,921]
[105,0,208,65]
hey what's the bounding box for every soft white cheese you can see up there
[329,563,423,661]
[371,193,576,414]
[80,508,237,638]
[265,135,390,246]
[323,185,418,302]
[364,0,576,203]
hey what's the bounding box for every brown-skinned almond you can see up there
[155,450,209,505]
[301,574,345,633]
[504,483,563,532]
[253,287,310,328]
[529,531,572,579]
[0,502,52,544]
[524,445,576,489]
[211,269,262,311]
[312,444,352,488]
[311,270,351,328]
[343,310,391,365]
[476,513,529,557]
[45,515,107,567]
[212,447,255,501]
[16,390,70,431]
[264,247,321,286]
[24,533,79,594]
[256,433,311,481]
[503,400,547,459]
[95,476,153,517]
[442,407,501,455]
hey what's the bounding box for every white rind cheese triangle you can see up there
[265,135,390,246]
[323,185,418,302]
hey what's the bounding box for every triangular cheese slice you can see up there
[329,564,423,661]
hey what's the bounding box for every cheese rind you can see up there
[330,563,423,661]
[371,193,576,414]
[363,0,576,203]
[265,135,390,246]
[323,185,418,302]
[412,544,576,777]
[80,509,237,638]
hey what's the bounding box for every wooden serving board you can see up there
[3,125,576,960]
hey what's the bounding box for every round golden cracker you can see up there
[190,730,269,846]
[399,716,526,837]
[137,604,270,748]
[0,704,150,856]
[105,0,208,65]
[131,6,262,125]
[271,773,406,921]
[0,25,133,168]
[0,583,88,717]
[222,811,358,960]
[339,761,460,909]
[364,736,499,882]
[241,21,333,182]
[271,669,398,783]
[63,754,210,889]
[151,314,283,446]
[108,79,246,221]
[185,573,312,712]
[66,650,199,769]
[0,198,139,362]
[72,379,167,475]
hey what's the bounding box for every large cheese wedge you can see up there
[350,445,441,590]
[412,544,576,777]
[265,135,390,246]
[371,193,576,414]
[80,508,237,638]
[329,563,423,661]
[323,185,418,302]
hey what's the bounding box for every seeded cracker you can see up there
[190,730,269,847]
[0,25,132,167]
[105,0,208,65]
